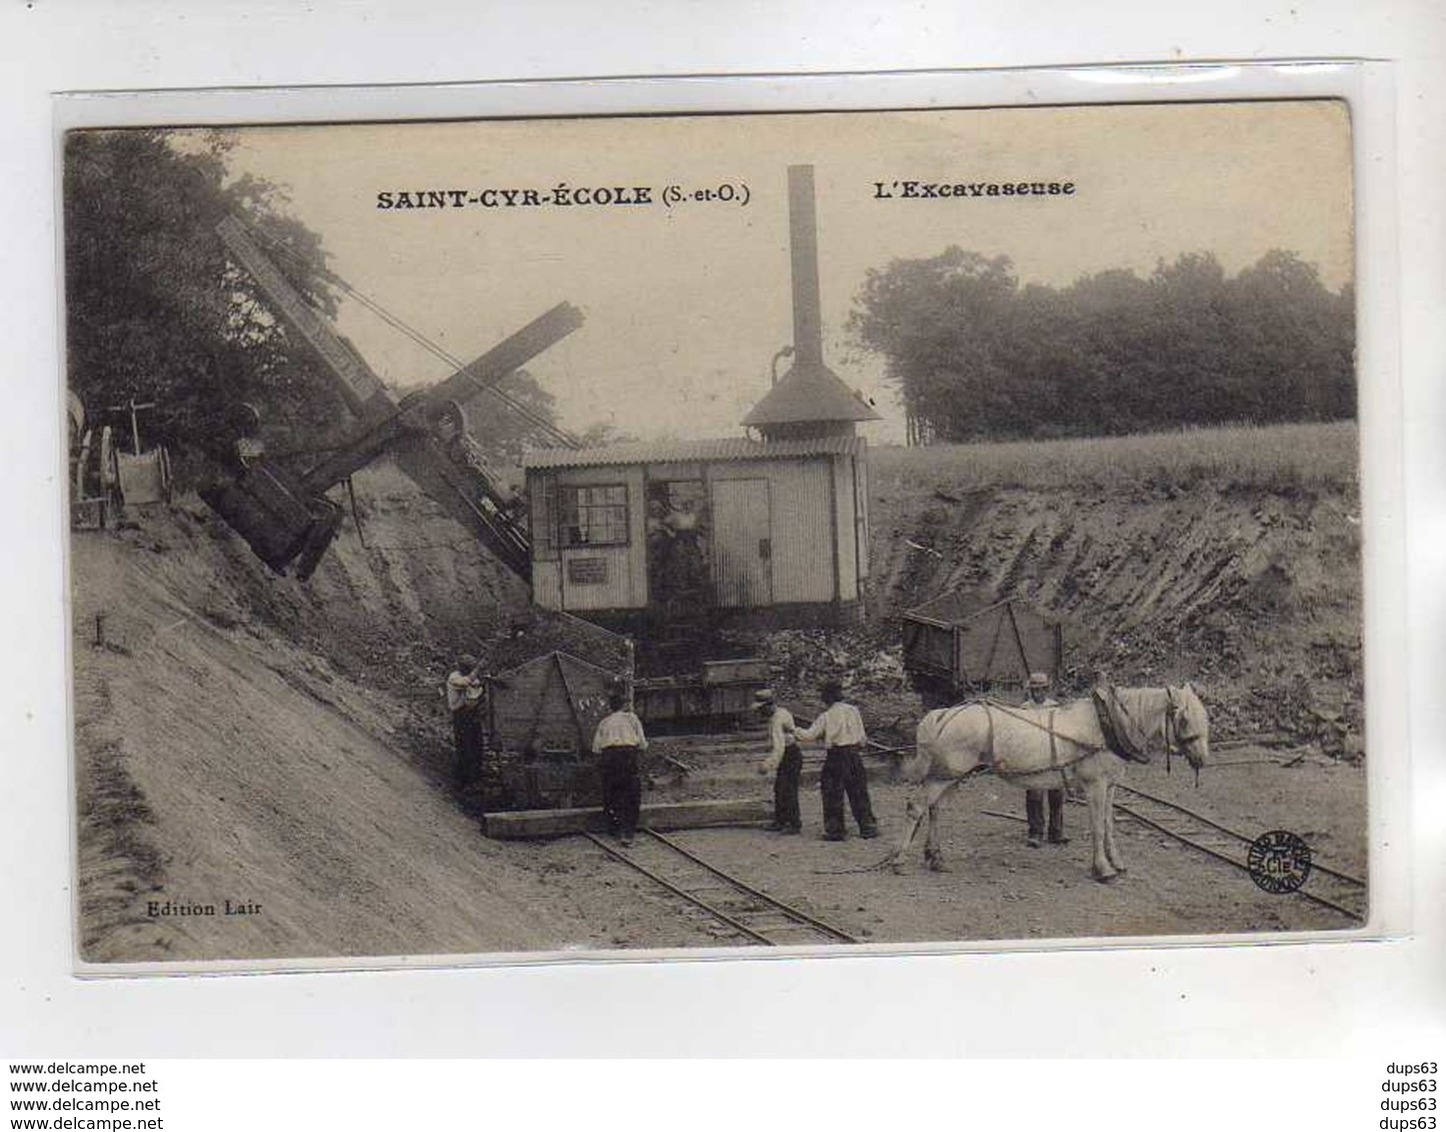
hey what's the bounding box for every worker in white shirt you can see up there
[445,654,485,793]
[755,688,801,834]
[793,679,879,841]
[591,687,648,846]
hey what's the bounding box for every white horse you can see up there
[890,685,1210,882]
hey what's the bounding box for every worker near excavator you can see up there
[446,654,486,794]
[793,679,879,841]
[592,687,647,847]
[755,688,802,834]
[1023,671,1069,848]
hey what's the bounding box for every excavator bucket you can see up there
[200,460,342,580]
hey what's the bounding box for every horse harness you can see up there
[1090,684,1199,771]
[1161,686,1204,784]
[972,700,1092,785]
[1091,685,1152,763]
[963,687,1196,780]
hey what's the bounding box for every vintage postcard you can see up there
[62,100,1364,967]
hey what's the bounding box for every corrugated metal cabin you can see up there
[521,164,880,630]
[522,432,872,628]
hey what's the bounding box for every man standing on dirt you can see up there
[794,680,879,841]
[592,687,647,847]
[1023,672,1068,849]
[446,654,485,795]
[755,688,802,834]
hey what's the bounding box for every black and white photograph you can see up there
[62,101,1366,967]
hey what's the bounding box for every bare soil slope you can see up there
[867,434,1363,750]
[71,462,581,962]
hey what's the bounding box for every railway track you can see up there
[1112,784,1368,922]
[583,829,860,946]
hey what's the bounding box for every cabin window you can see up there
[530,474,559,560]
[559,483,630,547]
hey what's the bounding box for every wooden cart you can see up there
[484,650,619,811]
[902,593,1064,709]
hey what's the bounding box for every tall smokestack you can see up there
[740,164,880,439]
[788,165,823,368]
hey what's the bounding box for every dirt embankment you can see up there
[867,467,1362,751]
[70,459,572,962]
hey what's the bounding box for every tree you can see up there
[462,369,561,464]
[1057,268,1155,435]
[848,244,1355,442]
[576,420,639,448]
[1227,250,1356,422]
[64,128,348,479]
[848,248,1020,440]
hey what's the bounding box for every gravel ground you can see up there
[496,749,1367,954]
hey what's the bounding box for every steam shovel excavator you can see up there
[204,215,583,580]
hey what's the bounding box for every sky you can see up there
[216,101,1353,445]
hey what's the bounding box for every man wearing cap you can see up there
[793,680,879,841]
[446,654,485,793]
[1024,672,1068,848]
[592,688,648,847]
[755,689,801,834]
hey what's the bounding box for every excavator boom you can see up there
[209,215,583,580]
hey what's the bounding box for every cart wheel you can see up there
[74,428,94,498]
[100,426,123,509]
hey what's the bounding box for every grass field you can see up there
[870,420,1359,495]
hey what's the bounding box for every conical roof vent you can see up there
[742,165,881,440]
[741,359,881,429]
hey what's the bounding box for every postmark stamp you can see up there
[1246,829,1313,895]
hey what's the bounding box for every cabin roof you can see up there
[740,359,882,427]
[523,433,864,470]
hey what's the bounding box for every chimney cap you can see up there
[741,357,882,427]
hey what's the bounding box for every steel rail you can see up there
[582,830,859,946]
[1115,785,1366,888]
[583,832,774,944]
[643,830,860,944]
[1112,784,1367,921]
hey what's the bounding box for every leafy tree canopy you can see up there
[462,369,560,465]
[576,420,640,449]
[66,130,362,479]
[848,245,1355,442]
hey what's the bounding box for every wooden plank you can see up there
[652,729,768,744]
[483,797,771,839]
